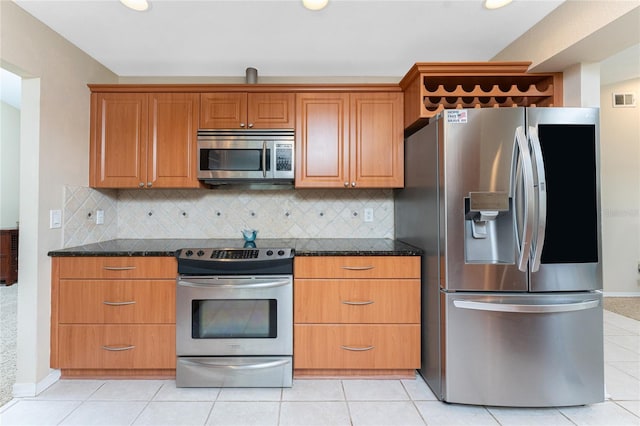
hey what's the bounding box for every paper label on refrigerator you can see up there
[447,110,468,123]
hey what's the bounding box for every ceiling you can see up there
[3,0,638,110]
[12,0,567,78]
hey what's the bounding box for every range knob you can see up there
[277,250,285,256]
[184,250,193,257]
[197,250,205,257]
[266,250,274,256]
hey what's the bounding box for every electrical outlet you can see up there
[364,208,374,222]
[96,209,104,225]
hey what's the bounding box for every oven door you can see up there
[176,275,293,356]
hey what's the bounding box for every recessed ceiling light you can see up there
[303,0,329,11]
[484,0,512,9]
[120,0,149,12]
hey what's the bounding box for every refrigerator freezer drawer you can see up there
[443,292,604,407]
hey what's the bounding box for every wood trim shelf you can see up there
[88,84,403,93]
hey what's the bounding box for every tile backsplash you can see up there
[64,186,394,247]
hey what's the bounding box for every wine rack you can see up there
[399,62,563,130]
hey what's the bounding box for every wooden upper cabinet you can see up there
[350,93,404,188]
[90,93,147,188]
[200,92,295,129]
[148,93,199,188]
[90,92,199,189]
[295,92,403,189]
[295,93,350,188]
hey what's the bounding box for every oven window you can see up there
[192,299,277,338]
[200,149,271,172]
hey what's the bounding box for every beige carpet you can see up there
[0,283,17,407]
[604,297,640,321]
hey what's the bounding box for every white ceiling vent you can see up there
[612,93,636,108]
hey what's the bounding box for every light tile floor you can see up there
[1,310,638,426]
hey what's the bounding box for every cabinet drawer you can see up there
[294,324,420,369]
[57,325,175,369]
[57,257,176,279]
[294,256,419,279]
[294,279,420,323]
[59,280,175,324]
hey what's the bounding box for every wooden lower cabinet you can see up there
[58,325,175,369]
[51,256,177,378]
[294,324,420,370]
[293,256,421,378]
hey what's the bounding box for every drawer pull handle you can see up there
[103,266,137,271]
[102,345,135,351]
[341,300,374,305]
[340,345,375,352]
[341,266,375,271]
[103,301,136,306]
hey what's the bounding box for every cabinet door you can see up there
[295,93,349,188]
[350,92,404,188]
[294,324,420,369]
[247,93,295,129]
[148,93,200,188]
[58,279,176,324]
[294,279,420,324]
[200,93,247,129]
[57,324,176,369]
[90,93,147,188]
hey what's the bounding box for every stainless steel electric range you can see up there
[175,244,294,387]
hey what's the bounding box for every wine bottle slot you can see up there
[443,83,457,92]
[424,81,439,92]
[535,81,551,92]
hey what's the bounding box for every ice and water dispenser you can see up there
[464,192,515,264]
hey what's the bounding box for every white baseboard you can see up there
[12,369,60,398]
[603,292,640,297]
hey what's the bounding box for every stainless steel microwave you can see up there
[197,129,294,185]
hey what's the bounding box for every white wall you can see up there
[600,78,640,295]
[0,100,20,228]
[0,1,117,395]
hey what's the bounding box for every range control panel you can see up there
[177,248,294,262]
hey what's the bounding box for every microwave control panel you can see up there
[275,143,293,171]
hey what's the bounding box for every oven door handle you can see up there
[181,358,290,370]
[178,278,291,289]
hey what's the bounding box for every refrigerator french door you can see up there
[395,107,604,407]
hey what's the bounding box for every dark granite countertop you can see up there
[47,238,422,257]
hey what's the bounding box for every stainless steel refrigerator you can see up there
[395,107,604,407]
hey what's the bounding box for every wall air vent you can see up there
[612,92,636,107]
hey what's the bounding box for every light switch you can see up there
[96,209,104,225]
[49,209,62,229]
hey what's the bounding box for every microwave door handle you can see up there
[528,126,547,272]
[262,141,267,178]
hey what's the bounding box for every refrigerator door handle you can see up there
[453,299,600,313]
[514,126,535,272]
[528,126,547,272]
